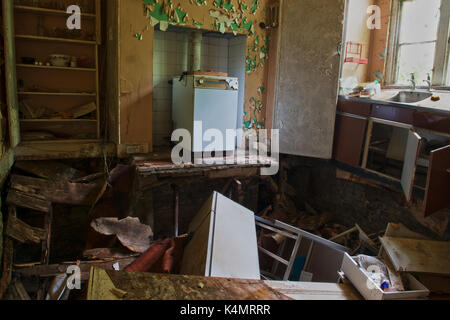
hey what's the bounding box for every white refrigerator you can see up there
[172,75,239,153]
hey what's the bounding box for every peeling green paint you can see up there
[223,0,234,12]
[175,8,187,24]
[193,19,203,28]
[251,0,259,14]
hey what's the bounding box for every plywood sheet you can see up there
[264,280,361,300]
[380,236,450,276]
[273,0,345,158]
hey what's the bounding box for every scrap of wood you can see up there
[384,222,430,240]
[6,212,47,244]
[6,189,52,213]
[264,280,361,300]
[329,226,358,242]
[67,102,97,119]
[14,257,137,281]
[380,236,450,276]
[10,174,105,206]
[14,161,82,181]
[83,248,139,260]
[90,217,153,253]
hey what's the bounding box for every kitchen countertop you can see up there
[340,89,450,116]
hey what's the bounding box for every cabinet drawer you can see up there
[372,105,414,124]
[413,112,450,135]
[337,99,372,117]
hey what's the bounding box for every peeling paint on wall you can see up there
[142,0,270,131]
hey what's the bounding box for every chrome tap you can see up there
[409,73,416,91]
[423,73,432,91]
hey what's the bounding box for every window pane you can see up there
[397,42,436,84]
[399,0,441,44]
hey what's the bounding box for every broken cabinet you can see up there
[333,98,450,217]
[180,192,260,280]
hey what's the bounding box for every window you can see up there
[387,0,450,86]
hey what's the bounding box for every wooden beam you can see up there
[14,141,116,161]
[2,0,21,147]
[10,174,105,206]
[6,210,47,244]
[6,190,52,213]
[14,257,137,281]
[14,161,82,181]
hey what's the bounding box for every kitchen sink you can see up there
[388,91,432,103]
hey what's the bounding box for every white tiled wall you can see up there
[153,30,246,147]
[153,31,189,147]
[201,35,229,73]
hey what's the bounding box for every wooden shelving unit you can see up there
[17,63,96,72]
[14,4,97,18]
[13,0,101,145]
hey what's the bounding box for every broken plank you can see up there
[14,257,137,281]
[384,222,430,241]
[264,280,361,300]
[380,236,450,276]
[83,248,139,260]
[6,211,47,244]
[6,189,52,213]
[67,102,97,119]
[14,160,82,181]
[10,174,105,206]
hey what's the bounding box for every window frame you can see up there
[385,0,450,87]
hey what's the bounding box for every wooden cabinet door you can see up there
[333,113,368,167]
[273,0,345,159]
[401,131,422,202]
[424,145,450,217]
